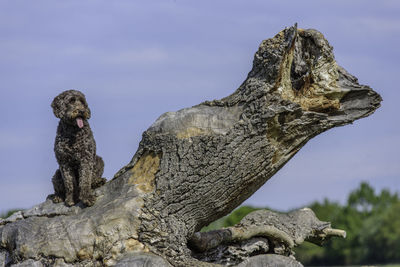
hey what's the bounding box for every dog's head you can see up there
[51,90,91,128]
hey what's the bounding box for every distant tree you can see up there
[348,182,377,213]
[360,190,400,263]
[296,182,400,265]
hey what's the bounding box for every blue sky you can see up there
[0,0,399,214]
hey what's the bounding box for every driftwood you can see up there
[190,208,346,265]
[0,25,381,266]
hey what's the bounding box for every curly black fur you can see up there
[48,90,106,207]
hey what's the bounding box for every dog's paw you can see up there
[91,177,107,189]
[99,177,107,186]
[47,194,64,204]
[65,195,76,207]
[81,194,96,207]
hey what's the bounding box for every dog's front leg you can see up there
[79,160,96,206]
[60,165,77,206]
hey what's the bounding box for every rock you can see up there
[0,25,381,266]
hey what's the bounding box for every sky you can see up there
[0,0,399,214]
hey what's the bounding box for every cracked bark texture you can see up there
[0,25,381,267]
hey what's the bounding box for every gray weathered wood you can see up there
[190,208,345,265]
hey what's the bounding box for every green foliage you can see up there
[295,182,400,266]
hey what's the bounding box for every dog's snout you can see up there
[70,108,85,119]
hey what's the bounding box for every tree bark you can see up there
[0,25,381,267]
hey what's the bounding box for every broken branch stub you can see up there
[0,25,381,266]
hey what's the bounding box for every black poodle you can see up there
[48,90,106,207]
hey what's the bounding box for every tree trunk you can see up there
[0,25,381,267]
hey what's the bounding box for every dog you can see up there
[48,90,106,207]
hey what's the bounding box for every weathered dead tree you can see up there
[0,25,381,267]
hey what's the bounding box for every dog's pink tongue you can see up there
[76,118,84,128]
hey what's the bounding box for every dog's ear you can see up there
[82,96,91,120]
[51,91,67,119]
[86,106,91,120]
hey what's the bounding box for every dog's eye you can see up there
[80,98,87,106]
[69,97,76,103]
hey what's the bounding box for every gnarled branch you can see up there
[189,208,346,265]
